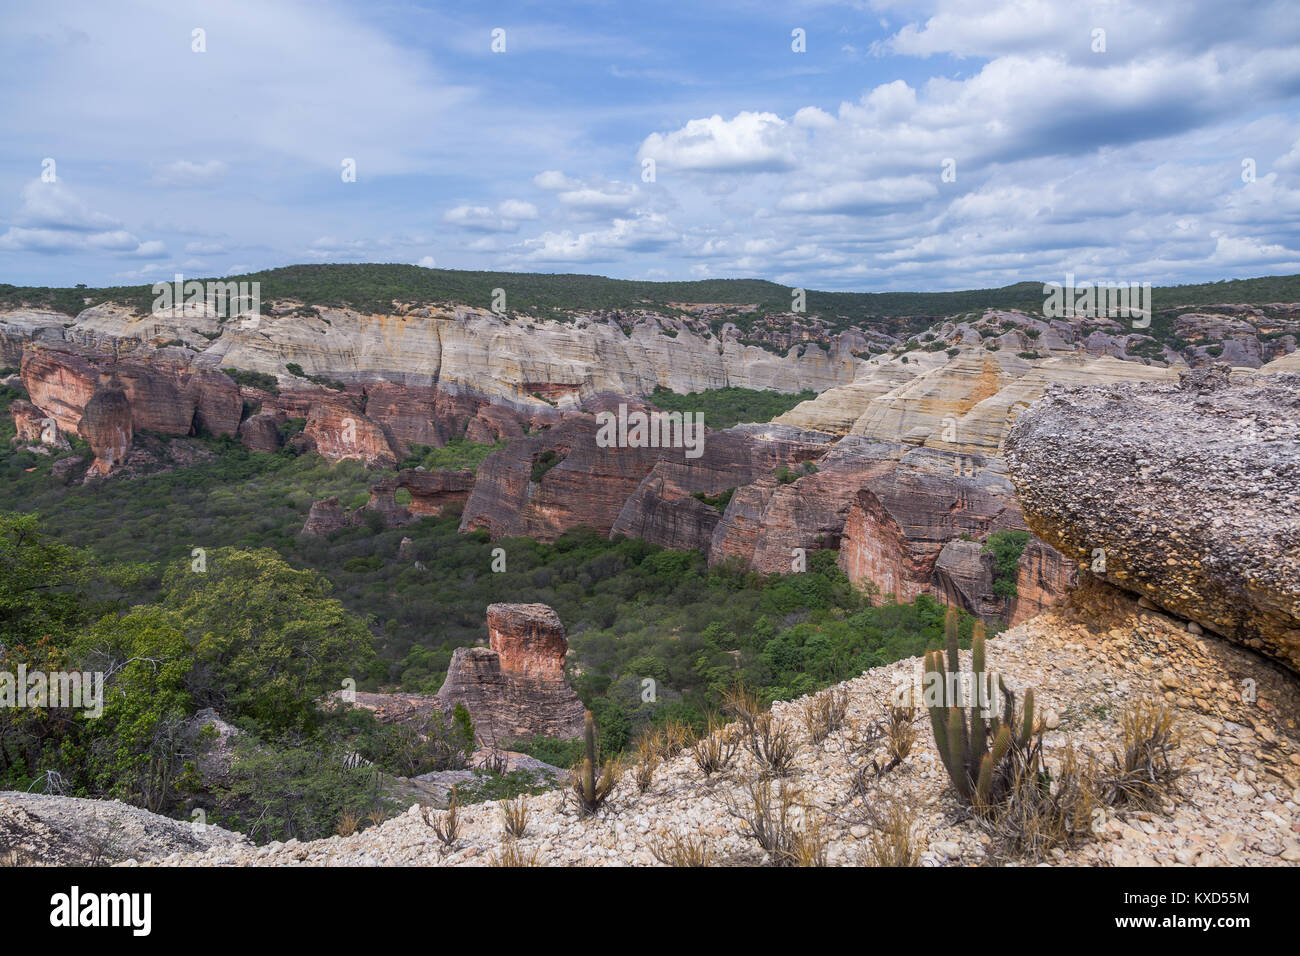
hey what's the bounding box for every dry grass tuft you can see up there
[336,811,361,837]
[422,786,461,850]
[633,733,661,794]
[491,839,542,867]
[692,713,742,777]
[499,795,529,839]
[984,741,1100,863]
[747,711,800,777]
[801,687,850,744]
[1102,698,1184,811]
[885,701,917,767]
[650,832,716,867]
[726,777,826,867]
[861,799,923,867]
[656,720,694,759]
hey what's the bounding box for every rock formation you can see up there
[8,398,69,450]
[434,603,586,740]
[20,343,243,457]
[367,469,475,524]
[300,497,361,536]
[79,377,133,478]
[303,400,397,466]
[236,409,283,452]
[1006,365,1300,672]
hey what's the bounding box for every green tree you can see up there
[158,548,377,733]
[70,607,195,809]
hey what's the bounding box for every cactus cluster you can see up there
[925,609,1035,810]
[572,709,618,816]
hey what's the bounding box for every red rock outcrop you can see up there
[460,412,666,540]
[300,497,361,536]
[367,469,475,524]
[610,426,829,553]
[708,436,901,571]
[80,378,133,478]
[837,449,1025,602]
[237,409,283,452]
[9,398,69,449]
[21,343,240,439]
[1009,538,1079,626]
[434,603,586,740]
[303,401,397,466]
[21,346,97,434]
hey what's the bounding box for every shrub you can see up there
[983,529,1031,600]
[206,738,387,844]
[530,450,560,483]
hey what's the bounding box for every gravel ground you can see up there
[1,791,248,866]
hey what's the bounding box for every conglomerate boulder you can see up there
[1006,366,1300,672]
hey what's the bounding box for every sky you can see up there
[1,0,1299,292]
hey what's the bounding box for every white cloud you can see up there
[11,180,119,232]
[0,180,165,257]
[443,200,538,232]
[638,112,799,173]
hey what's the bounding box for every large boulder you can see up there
[1006,366,1300,672]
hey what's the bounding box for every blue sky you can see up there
[2,0,1299,291]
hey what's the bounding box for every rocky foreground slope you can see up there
[128,582,1300,867]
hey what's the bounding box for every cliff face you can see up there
[29,303,861,404]
[434,603,586,740]
[79,379,133,478]
[21,343,242,442]
[1006,365,1300,672]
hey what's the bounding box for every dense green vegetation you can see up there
[221,368,280,395]
[649,385,816,429]
[397,437,507,472]
[983,530,1032,600]
[0,512,484,842]
[6,264,1297,338]
[0,375,991,836]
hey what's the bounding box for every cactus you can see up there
[925,607,1036,810]
[572,709,618,816]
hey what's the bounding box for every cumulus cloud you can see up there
[0,180,165,257]
[517,214,678,264]
[638,112,799,172]
[444,200,539,232]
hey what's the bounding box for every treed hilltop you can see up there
[1,266,1297,866]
